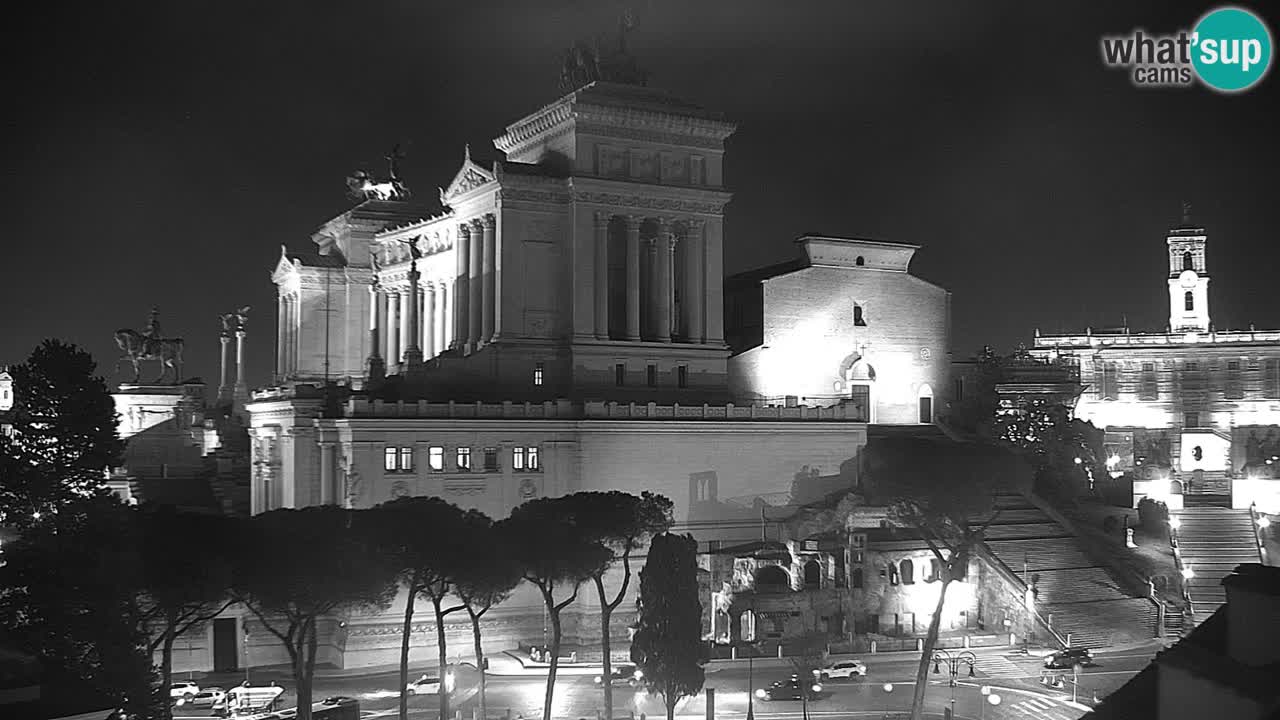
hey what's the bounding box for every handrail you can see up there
[1250,502,1266,562]
[973,540,1069,649]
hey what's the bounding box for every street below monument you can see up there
[173,642,1159,720]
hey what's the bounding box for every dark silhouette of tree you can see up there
[0,339,123,530]
[566,491,674,718]
[0,494,158,718]
[232,507,398,720]
[863,434,1030,720]
[373,497,478,720]
[500,497,611,720]
[137,505,236,720]
[454,515,522,720]
[631,532,705,720]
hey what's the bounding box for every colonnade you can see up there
[276,292,302,378]
[372,280,456,373]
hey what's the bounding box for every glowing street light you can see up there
[1181,566,1195,580]
[1169,517,1182,530]
[1259,516,1272,529]
[882,683,894,693]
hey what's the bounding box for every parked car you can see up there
[407,672,455,695]
[755,675,824,701]
[819,659,867,679]
[594,664,641,687]
[1044,647,1093,669]
[170,681,200,702]
[184,687,227,708]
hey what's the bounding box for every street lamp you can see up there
[931,649,977,720]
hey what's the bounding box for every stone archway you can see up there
[755,564,790,592]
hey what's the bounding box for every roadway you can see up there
[176,642,1161,720]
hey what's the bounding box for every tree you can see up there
[500,497,611,720]
[137,505,236,720]
[566,491,674,719]
[0,339,123,530]
[373,497,478,720]
[233,507,398,720]
[0,494,159,719]
[863,434,1030,720]
[631,533,705,720]
[454,515,522,720]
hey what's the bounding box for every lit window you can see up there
[513,446,525,471]
[646,364,657,387]
[677,366,688,389]
[428,446,444,472]
[384,447,397,472]
[398,447,414,472]
[615,363,626,386]
[456,447,471,471]
[483,447,498,472]
[514,446,540,472]
[534,362,544,386]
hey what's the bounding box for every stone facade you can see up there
[1030,215,1280,508]
[726,236,951,424]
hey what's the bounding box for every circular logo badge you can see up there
[1192,7,1273,92]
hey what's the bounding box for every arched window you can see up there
[1185,291,1194,311]
[855,256,865,266]
[755,565,789,592]
[803,560,821,588]
[854,304,867,326]
[1183,251,1193,271]
[900,559,915,585]
[927,558,941,582]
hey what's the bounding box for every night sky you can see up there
[6,1,1278,390]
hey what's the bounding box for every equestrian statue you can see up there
[115,307,185,384]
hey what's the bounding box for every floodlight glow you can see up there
[980,686,991,696]
[811,684,822,693]
[1074,457,1083,464]
[755,689,766,699]
[1182,566,1195,580]
[1259,516,1272,529]
[1169,517,1182,530]
[988,693,1002,706]
[882,683,894,693]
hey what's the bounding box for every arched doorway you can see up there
[845,359,877,423]
[917,383,934,424]
[755,565,790,592]
[803,560,822,589]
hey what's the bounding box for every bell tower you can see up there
[1167,202,1210,333]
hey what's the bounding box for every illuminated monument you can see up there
[235,42,961,671]
[1031,206,1280,511]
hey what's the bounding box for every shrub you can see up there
[1137,498,1169,533]
[1102,516,1120,536]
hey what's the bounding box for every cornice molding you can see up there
[570,190,727,216]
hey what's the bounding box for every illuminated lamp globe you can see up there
[1181,566,1195,580]
[1074,457,1082,465]
[1259,516,1272,529]
[755,689,766,699]
[882,683,894,693]
[1169,517,1182,530]
[980,686,991,696]
[988,694,1002,706]
[811,683,823,693]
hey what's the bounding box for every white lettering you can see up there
[1242,39,1262,72]
[1200,38,1219,64]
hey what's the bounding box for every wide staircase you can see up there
[1177,469,1232,507]
[979,494,1157,649]
[1174,506,1261,619]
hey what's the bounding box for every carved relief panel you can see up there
[630,150,658,180]
[597,146,627,177]
[660,152,689,184]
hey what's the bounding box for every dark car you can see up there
[755,675,824,701]
[594,663,641,687]
[1044,647,1093,669]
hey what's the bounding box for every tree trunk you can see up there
[160,626,176,720]
[595,576,615,720]
[293,621,314,720]
[302,616,319,720]
[909,579,952,720]
[469,608,487,720]
[400,583,418,720]
[433,598,451,720]
[542,588,563,720]
[665,690,676,720]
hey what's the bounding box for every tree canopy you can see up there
[631,532,705,720]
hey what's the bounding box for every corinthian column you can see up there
[218,333,231,402]
[403,264,423,370]
[276,296,286,380]
[656,221,675,343]
[468,219,483,351]
[386,291,400,373]
[684,219,705,343]
[454,224,470,351]
[481,214,496,344]
[366,284,384,382]
[399,287,415,367]
[234,328,248,403]
[594,212,610,339]
[625,215,642,341]
[424,284,436,358]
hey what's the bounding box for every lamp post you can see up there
[931,649,977,720]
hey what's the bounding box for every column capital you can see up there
[481,213,497,230]
[623,214,644,232]
[458,222,472,237]
[685,217,707,232]
[594,210,612,227]
[469,217,485,231]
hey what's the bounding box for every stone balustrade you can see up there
[339,398,867,421]
[1035,328,1280,348]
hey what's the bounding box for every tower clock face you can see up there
[1179,269,1198,288]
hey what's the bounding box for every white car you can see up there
[183,687,226,708]
[407,672,455,695]
[819,660,868,679]
[170,681,201,701]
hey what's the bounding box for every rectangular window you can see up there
[483,447,498,472]
[398,447,414,472]
[1185,413,1199,428]
[615,363,626,386]
[1227,360,1240,371]
[677,365,688,389]
[646,364,657,387]
[533,362,544,386]
[1142,362,1155,372]
[513,446,539,471]
[1265,359,1280,398]
[384,447,397,472]
[456,447,471,471]
[1140,364,1158,401]
[1185,361,1199,371]
[953,378,964,402]
[527,445,539,471]
[1101,362,1118,400]
[428,446,444,472]
[513,446,525,471]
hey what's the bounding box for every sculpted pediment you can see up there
[442,146,496,202]
[271,245,299,284]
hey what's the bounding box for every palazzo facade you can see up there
[1030,212,1280,510]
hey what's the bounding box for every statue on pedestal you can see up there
[346,143,411,201]
[115,307,185,384]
